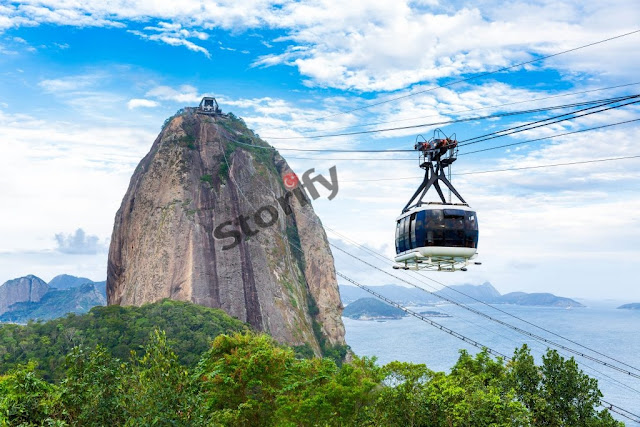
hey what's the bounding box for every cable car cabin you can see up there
[394,204,478,271]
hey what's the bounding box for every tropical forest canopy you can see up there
[0,300,623,426]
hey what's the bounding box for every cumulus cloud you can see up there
[54,228,105,254]
[128,22,210,57]
[3,1,639,90]
[38,74,101,93]
[145,84,202,103]
[127,98,159,109]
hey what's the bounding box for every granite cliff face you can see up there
[107,109,345,353]
[0,275,49,315]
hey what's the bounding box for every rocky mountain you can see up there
[340,282,583,308]
[0,275,49,315]
[343,298,406,320]
[107,109,345,355]
[48,274,94,290]
[0,283,106,323]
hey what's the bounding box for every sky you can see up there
[1,0,639,300]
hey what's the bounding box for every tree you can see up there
[58,345,127,426]
[122,330,198,426]
[195,332,294,425]
[508,345,623,426]
[370,361,434,427]
[0,362,63,426]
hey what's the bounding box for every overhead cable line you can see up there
[338,273,640,424]
[233,131,640,378]
[343,266,640,423]
[215,135,636,419]
[324,228,640,386]
[335,154,640,182]
[282,117,640,160]
[600,400,640,424]
[336,271,509,359]
[262,95,637,141]
[296,29,640,124]
[330,243,640,380]
[458,96,640,146]
[284,81,640,134]
[459,117,640,156]
[323,226,640,378]
[455,155,640,175]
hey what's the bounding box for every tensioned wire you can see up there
[214,130,640,419]
[282,29,640,126]
[214,127,640,379]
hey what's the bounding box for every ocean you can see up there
[343,300,640,426]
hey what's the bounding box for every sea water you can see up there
[344,300,640,426]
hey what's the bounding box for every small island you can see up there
[419,310,451,318]
[617,303,640,310]
[343,298,406,320]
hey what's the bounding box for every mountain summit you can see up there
[107,108,345,354]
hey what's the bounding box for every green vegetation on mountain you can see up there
[0,299,247,381]
[0,300,622,426]
[343,298,406,320]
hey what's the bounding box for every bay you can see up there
[344,300,640,426]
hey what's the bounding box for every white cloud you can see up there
[127,98,159,109]
[145,84,203,103]
[55,228,106,254]
[3,1,639,90]
[128,24,211,57]
[38,74,101,93]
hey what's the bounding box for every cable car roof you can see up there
[395,202,474,221]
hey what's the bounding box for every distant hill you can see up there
[339,282,583,308]
[343,298,406,320]
[340,284,439,306]
[0,275,49,315]
[618,303,640,310]
[0,299,248,381]
[499,292,584,308]
[0,274,107,323]
[0,283,106,323]
[436,282,502,304]
[48,274,94,290]
[48,274,106,299]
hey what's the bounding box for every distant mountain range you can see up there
[617,303,640,310]
[339,282,584,308]
[0,274,106,323]
[0,276,593,324]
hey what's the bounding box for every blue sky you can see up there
[1,0,640,300]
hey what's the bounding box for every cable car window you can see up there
[402,216,410,251]
[443,209,465,218]
[395,220,402,252]
[415,211,426,250]
[410,213,417,249]
[426,210,443,227]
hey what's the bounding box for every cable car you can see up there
[394,131,480,271]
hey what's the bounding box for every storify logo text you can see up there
[214,166,338,250]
